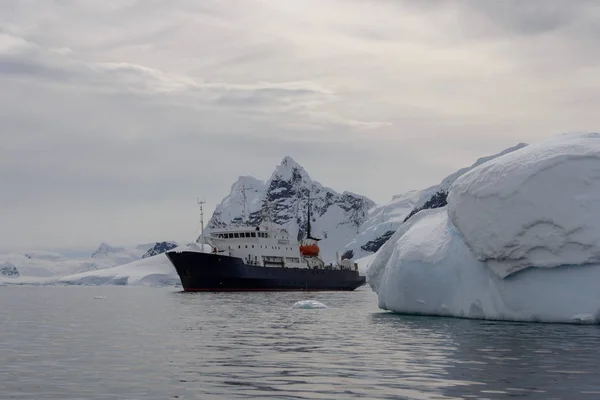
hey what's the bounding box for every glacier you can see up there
[367,133,600,324]
[58,254,178,286]
[344,143,527,260]
[0,241,185,286]
[58,243,210,286]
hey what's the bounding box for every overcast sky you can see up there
[2,0,599,253]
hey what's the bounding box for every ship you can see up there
[166,197,366,292]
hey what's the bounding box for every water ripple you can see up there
[1,286,600,399]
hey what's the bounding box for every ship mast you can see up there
[306,193,312,239]
[305,191,320,241]
[197,197,206,252]
[238,184,248,226]
[263,200,274,231]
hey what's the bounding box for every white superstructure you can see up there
[196,190,357,271]
[202,224,356,271]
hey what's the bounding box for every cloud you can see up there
[0,31,384,132]
[1,0,600,251]
[459,0,588,36]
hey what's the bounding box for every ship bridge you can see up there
[207,225,303,267]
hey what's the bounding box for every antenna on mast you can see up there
[262,200,274,231]
[306,193,312,239]
[197,197,206,252]
[237,184,248,225]
[305,190,320,241]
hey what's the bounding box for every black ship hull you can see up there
[166,251,366,291]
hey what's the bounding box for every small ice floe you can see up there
[292,300,327,309]
[93,296,105,300]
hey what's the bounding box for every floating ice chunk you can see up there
[292,300,328,309]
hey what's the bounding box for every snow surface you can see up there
[367,208,600,324]
[59,254,177,286]
[57,242,209,286]
[212,176,266,225]
[449,133,600,278]
[434,143,528,198]
[344,143,528,260]
[355,253,377,274]
[91,242,156,265]
[367,133,600,324]
[0,251,106,284]
[0,241,192,286]
[343,190,420,260]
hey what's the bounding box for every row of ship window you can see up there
[233,245,293,250]
[215,232,272,239]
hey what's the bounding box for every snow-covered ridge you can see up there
[207,156,375,263]
[0,241,180,285]
[57,243,209,286]
[342,190,421,260]
[403,142,528,223]
[367,133,600,324]
[343,143,528,260]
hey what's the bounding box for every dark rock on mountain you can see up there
[142,242,178,259]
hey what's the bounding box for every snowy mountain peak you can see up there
[280,156,304,172]
[91,243,124,258]
[207,157,375,262]
[231,175,265,191]
[89,242,159,266]
[270,156,311,184]
[141,241,178,259]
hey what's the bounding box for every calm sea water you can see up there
[1,286,600,400]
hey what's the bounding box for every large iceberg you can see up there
[58,243,209,286]
[342,143,527,261]
[58,254,179,286]
[367,133,600,324]
[449,133,600,278]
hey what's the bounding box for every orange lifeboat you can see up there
[300,243,320,257]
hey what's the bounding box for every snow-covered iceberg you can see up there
[0,251,100,284]
[58,243,209,286]
[367,133,600,324]
[58,254,178,286]
[449,133,600,278]
[342,143,527,261]
[0,241,189,286]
